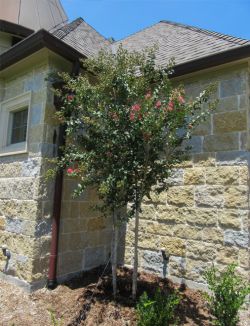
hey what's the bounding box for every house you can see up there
[0,0,249,291]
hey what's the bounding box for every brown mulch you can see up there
[0,267,249,326]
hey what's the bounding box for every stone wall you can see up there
[124,63,250,289]
[57,180,113,281]
[0,60,57,290]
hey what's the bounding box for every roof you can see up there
[0,0,67,32]
[1,18,250,76]
[113,20,250,67]
[53,18,111,57]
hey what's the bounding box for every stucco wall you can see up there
[124,64,250,289]
[0,61,56,289]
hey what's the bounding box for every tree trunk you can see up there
[111,209,118,299]
[132,199,141,300]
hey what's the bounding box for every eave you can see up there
[172,44,250,78]
[0,19,34,38]
[0,29,86,71]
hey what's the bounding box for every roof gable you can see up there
[113,21,250,67]
[53,18,111,57]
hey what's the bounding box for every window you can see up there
[10,108,28,144]
[0,92,31,156]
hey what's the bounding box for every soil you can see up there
[0,267,249,326]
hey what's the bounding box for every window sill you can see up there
[0,143,28,157]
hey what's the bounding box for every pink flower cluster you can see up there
[130,104,142,121]
[67,163,79,175]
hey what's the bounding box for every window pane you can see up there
[11,108,28,144]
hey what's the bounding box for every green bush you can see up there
[136,288,180,326]
[204,264,250,326]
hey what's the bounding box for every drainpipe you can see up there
[47,60,80,289]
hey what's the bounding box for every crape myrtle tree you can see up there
[51,47,216,299]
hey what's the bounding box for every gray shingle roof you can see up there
[53,18,111,57]
[112,21,250,67]
[53,18,250,68]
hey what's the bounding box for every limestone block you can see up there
[169,256,186,278]
[0,178,37,200]
[0,216,5,230]
[0,231,35,257]
[186,241,217,261]
[138,233,159,251]
[239,166,249,185]
[167,186,194,207]
[224,230,248,248]
[213,111,247,133]
[63,218,82,234]
[202,228,224,243]
[238,249,250,269]
[33,236,51,257]
[239,94,247,109]
[70,202,80,218]
[183,136,203,153]
[30,103,43,126]
[141,250,163,273]
[5,217,36,236]
[195,186,224,208]
[217,96,238,112]
[216,150,250,166]
[206,166,238,185]
[21,158,41,177]
[146,221,173,236]
[224,186,248,209]
[79,202,101,218]
[172,225,202,240]
[216,247,238,265]
[186,259,212,282]
[220,75,246,98]
[218,210,241,229]
[157,206,185,224]
[166,169,184,186]
[184,168,205,185]
[58,233,69,253]
[193,153,216,167]
[203,133,239,152]
[192,119,211,136]
[0,200,39,220]
[240,132,247,150]
[183,207,217,226]
[67,232,86,251]
[159,236,186,256]
[58,250,83,275]
[29,125,45,144]
[140,204,157,220]
[32,255,49,280]
[0,162,22,178]
[87,217,106,231]
[83,246,107,269]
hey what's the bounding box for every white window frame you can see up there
[0,91,31,156]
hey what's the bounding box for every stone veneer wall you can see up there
[57,181,113,281]
[0,60,57,290]
[124,63,250,289]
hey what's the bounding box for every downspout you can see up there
[47,60,80,289]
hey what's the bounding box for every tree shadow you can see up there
[64,266,212,326]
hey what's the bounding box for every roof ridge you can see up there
[53,17,84,38]
[76,18,111,44]
[160,20,250,46]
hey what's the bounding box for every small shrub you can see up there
[49,310,64,326]
[136,288,180,326]
[204,263,250,326]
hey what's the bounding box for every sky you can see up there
[61,0,250,42]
